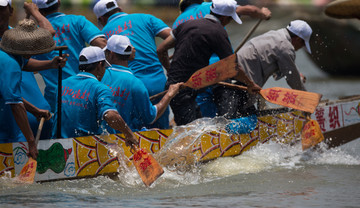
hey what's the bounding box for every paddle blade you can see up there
[184,54,238,89]
[15,158,37,184]
[133,148,164,187]
[301,119,325,150]
[325,0,360,19]
[260,87,322,113]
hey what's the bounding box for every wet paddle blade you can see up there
[301,119,325,150]
[15,158,37,183]
[133,148,164,187]
[325,0,360,19]
[184,54,238,89]
[260,87,322,113]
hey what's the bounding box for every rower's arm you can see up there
[236,5,271,20]
[157,34,176,71]
[22,98,52,121]
[154,82,183,121]
[90,37,107,49]
[24,2,56,36]
[104,110,139,147]
[10,103,38,159]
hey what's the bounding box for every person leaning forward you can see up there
[157,0,261,126]
[101,35,182,132]
[0,18,54,160]
[52,46,138,147]
[93,0,172,130]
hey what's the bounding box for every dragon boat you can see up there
[0,95,359,183]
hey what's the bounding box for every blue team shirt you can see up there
[0,50,26,143]
[34,12,105,112]
[101,65,157,132]
[102,12,169,96]
[172,2,211,29]
[52,72,117,139]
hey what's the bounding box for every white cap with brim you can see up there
[79,46,107,65]
[93,0,118,18]
[32,0,58,9]
[0,0,11,6]
[104,35,132,55]
[287,20,313,54]
[210,0,242,24]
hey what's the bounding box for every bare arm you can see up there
[104,110,139,147]
[236,5,271,20]
[23,55,68,72]
[22,98,52,121]
[157,34,176,71]
[90,37,107,49]
[156,28,171,40]
[154,82,183,121]
[24,2,56,36]
[10,103,38,159]
[233,64,262,94]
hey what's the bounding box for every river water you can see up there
[1,5,360,208]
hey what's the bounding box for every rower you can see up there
[102,35,182,132]
[93,0,172,130]
[157,0,261,125]
[52,46,138,148]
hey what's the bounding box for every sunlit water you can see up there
[2,6,360,208]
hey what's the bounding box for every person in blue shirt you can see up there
[172,0,271,118]
[52,46,138,148]
[0,17,55,160]
[32,0,107,113]
[93,0,172,130]
[102,35,182,131]
[0,1,67,140]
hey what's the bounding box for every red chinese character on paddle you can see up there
[266,89,281,101]
[139,157,152,171]
[282,92,298,104]
[205,67,217,82]
[191,72,202,88]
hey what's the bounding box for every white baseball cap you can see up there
[32,0,58,9]
[287,20,313,54]
[210,0,242,24]
[93,0,118,18]
[79,46,108,65]
[104,35,132,55]
[0,0,11,6]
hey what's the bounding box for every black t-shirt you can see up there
[167,16,233,84]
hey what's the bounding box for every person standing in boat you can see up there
[52,46,138,148]
[102,35,183,132]
[93,0,172,130]
[230,20,312,115]
[0,0,67,140]
[172,0,271,118]
[0,18,55,159]
[157,0,261,126]
[32,0,107,113]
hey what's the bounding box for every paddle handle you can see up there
[234,19,262,53]
[150,90,168,101]
[218,81,248,91]
[35,117,45,146]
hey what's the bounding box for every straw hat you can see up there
[325,0,360,19]
[0,19,55,55]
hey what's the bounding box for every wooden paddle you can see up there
[15,117,45,183]
[325,0,360,19]
[301,116,325,150]
[217,82,322,113]
[132,146,164,187]
[150,54,238,100]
